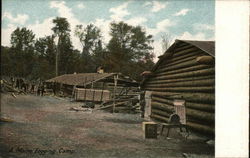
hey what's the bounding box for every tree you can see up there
[33,35,56,79]
[106,21,154,80]
[75,24,104,72]
[1,46,12,76]
[161,34,172,53]
[10,27,36,77]
[52,17,71,76]
[11,27,35,52]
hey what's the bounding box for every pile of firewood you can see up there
[97,95,140,113]
[0,79,26,94]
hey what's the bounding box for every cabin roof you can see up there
[46,73,138,86]
[177,40,215,57]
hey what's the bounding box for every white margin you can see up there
[216,0,249,157]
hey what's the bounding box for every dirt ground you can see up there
[0,93,214,158]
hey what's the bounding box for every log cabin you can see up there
[141,39,215,136]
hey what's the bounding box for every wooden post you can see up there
[100,82,105,102]
[113,74,118,113]
[92,76,95,102]
[92,84,95,102]
[145,91,152,120]
[84,77,87,102]
[55,37,60,76]
[72,85,76,100]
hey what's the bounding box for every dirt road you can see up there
[0,94,214,158]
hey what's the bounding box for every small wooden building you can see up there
[46,73,139,102]
[141,40,215,136]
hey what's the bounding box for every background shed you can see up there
[46,73,139,102]
[141,39,215,136]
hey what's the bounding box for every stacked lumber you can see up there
[143,42,215,136]
[74,88,111,102]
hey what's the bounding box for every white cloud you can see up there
[152,40,163,62]
[125,17,147,26]
[151,1,167,13]
[174,9,190,16]
[174,31,214,41]
[193,23,215,31]
[26,18,54,39]
[1,24,16,46]
[77,3,85,9]
[93,18,112,44]
[143,1,151,7]
[109,1,130,21]
[156,19,174,32]
[3,12,29,25]
[146,18,175,36]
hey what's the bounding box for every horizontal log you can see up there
[153,68,215,80]
[151,96,214,122]
[152,95,214,112]
[185,101,214,112]
[196,56,214,65]
[187,117,214,126]
[170,47,199,58]
[151,109,171,118]
[150,114,168,122]
[155,64,212,77]
[155,59,200,73]
[152,92,215,104]
[186,108,214,123]
[186,121,214,136]
[171,43,192,52]
[145,86,215,93]
[165,56,199,68]
[145,79,215,88]
[152,95,173,105]
[175,42,190,48]
[145,75,214,85]
[151,102,174,113]
[159,51,202,68]
[114,107,132,110]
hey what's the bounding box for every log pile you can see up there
[97,95,140,113]
[142,41,215,136]
[0,79,26,94]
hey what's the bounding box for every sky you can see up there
[2,0,215,61]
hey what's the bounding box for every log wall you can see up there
[143,43,215,136]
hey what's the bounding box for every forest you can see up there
[1,17,157,81]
